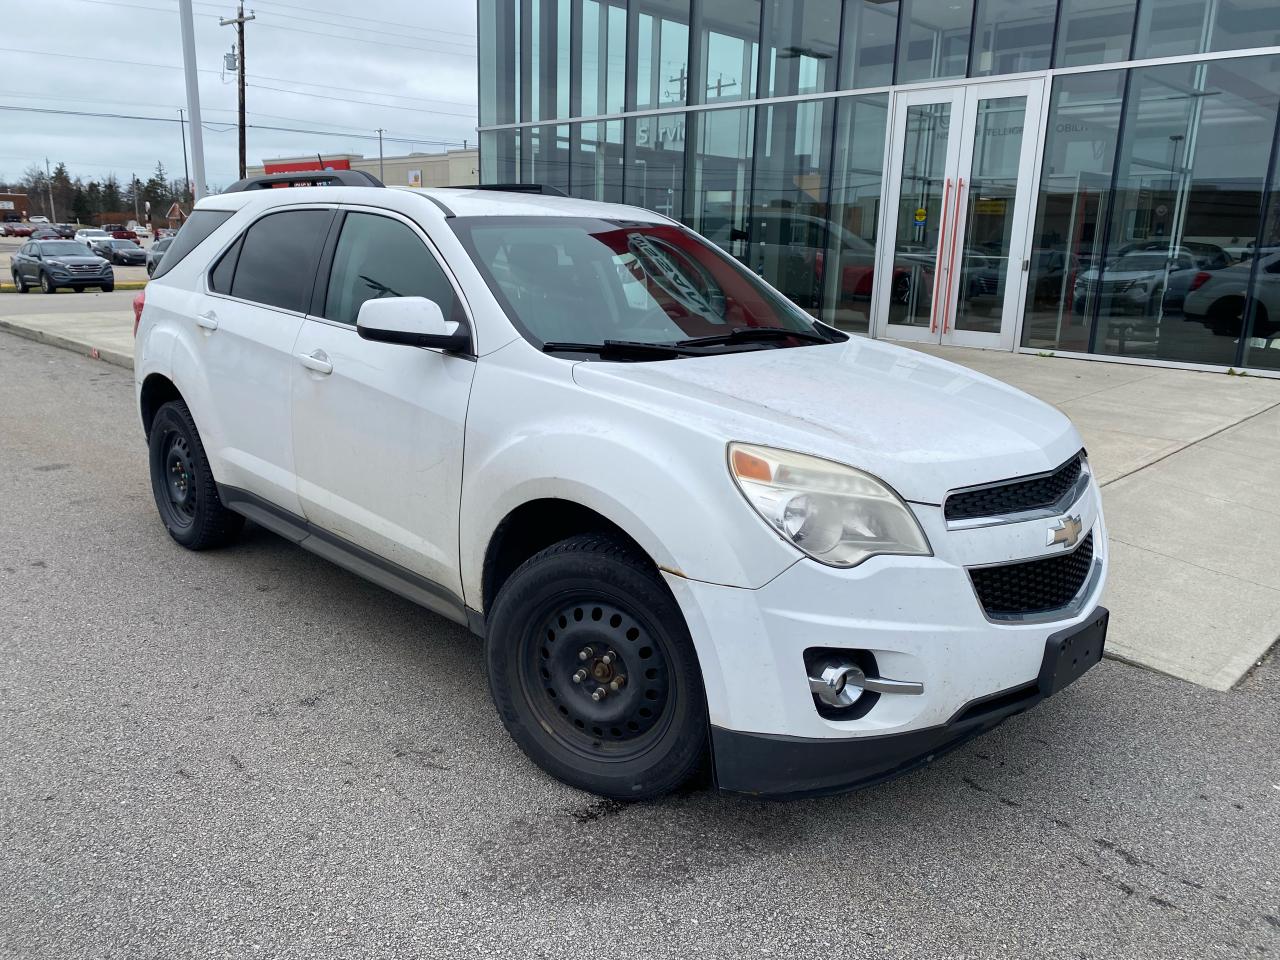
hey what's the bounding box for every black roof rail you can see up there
[222,169,385,193]
[441,182,567,197]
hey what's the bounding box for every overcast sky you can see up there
[0,0,478,190]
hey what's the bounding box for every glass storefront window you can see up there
[580,0,627,116]
[1054,0,1136,67]
[837,1,898,90]
[1242,147,1280,372]
[524,0,571,122]
[823,94,889,335]
[970,0,1055,77]
[748,99,836,313]
[896,0,972,84]
[687,107,756,262]
[635,0,690,110]
[624,114,686,218]
[569,120,626,201]
[761,0,841,98]
[481,129,522,184]
[696,0,761,104]
[523,124,571,194]
[480,0,519,125]
[1095,57,1280,365]
[1022,70,1125,354]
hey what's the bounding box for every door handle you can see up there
[297,349,333,375]
[195,311,218,331]
[929,178,953,334]
[942,177,966,335]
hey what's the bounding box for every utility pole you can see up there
[178,0,208,200]
[178,108,192,205]
[377,128,385,182]
[44,157,56,222]
[220,3,255,179]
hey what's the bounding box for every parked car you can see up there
[30,227,62,241]
[10,238,115,293]
[133,175,1108,800]
[1182,252,1280,340]
[28,215,49,224]
[76,228,112,248]
[145,236,174,277]
[53,224,77,239]
[101,223,139,242]
[7,223,34,237]
[94,238,147,265]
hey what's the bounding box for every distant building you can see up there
[0,192,29,221]
[246,148,479,189]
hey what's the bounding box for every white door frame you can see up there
[872,76,1048,350]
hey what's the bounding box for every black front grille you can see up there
[970,532,1095,619]
[945,453,1084,522]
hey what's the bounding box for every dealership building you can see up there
[477,0,1280,374]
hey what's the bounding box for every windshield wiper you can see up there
[675,326,835,348]
[541,339,706,360]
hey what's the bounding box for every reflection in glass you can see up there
[569,121,625,202]
[1021,71,1125,353]
[481,128,521,184]
[1054,0,1136,67]
[838,1,898,90]
[747,100,836,314]
[1241,151,1280,371]
[954,97,1027,334]
[579,0,626,116]
[1134,0,1280,60]
[889,102,951,329]
[479,0,518,125]
[523,124,571,195]
[1097,57,1280,365]
[971,0,1054,76]
[687,107,756,263]
[896,0,972,84]
[524,0,571,122]
[696,0,761,104]
[761,0,841,98]
[635,0,691,110]
[823,95,889,335]
[624,115,686,219]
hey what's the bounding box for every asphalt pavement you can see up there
[1,334,1277,959]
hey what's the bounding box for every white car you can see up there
[133,171,1109,800]
[1182,252,1280,342]
[29,215,49,224]
[75,228,112,249]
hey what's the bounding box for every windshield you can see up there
[39,241,91,256]
[450,217,829,349]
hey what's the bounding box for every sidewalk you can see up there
[1,295,1276,691]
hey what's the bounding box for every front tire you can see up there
[40,273,56,294]
[147,401,244,550]
[486,534,708,800]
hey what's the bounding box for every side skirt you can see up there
[218,484,472,630]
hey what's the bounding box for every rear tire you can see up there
[12,270,27,294]
[486,534,708,800]
[147,401,244,550]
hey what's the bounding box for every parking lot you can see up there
[0,235,150,289]
[2,334,1277,959]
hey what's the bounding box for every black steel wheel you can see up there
[487,534,707,800]
[147,400,244,550]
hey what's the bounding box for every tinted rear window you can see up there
[228,209,333,313]
[150,209,235,280]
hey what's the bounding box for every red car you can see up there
[3,223,33,237]
[101,223,139,242]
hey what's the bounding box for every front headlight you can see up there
[728,443,932,568]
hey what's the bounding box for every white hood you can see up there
[572,337,1081,505]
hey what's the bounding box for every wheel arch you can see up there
[139,372,184,439]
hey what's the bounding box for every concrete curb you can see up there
[0,318,134,371]
[0,281,148,293]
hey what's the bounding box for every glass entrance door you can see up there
[874,78,1046,348]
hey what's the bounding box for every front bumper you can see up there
[662,479,1108,797]
[713,609,1107,798]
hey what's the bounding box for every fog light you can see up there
[808,656,865,708]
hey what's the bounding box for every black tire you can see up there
[101,283,115,293]
[40,272,56,294]
[147,400,244,550]
[486,534,707,800]
[12,270,27,294]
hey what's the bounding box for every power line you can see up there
[0,104,467,147]
[248,82,477,118]
[248,0,477,40]
[246,17,476,58]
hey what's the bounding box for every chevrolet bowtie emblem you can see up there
[1047,514,1084,549]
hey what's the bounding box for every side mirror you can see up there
[356,296,471,353]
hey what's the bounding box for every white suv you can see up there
[135,171,1109,800]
